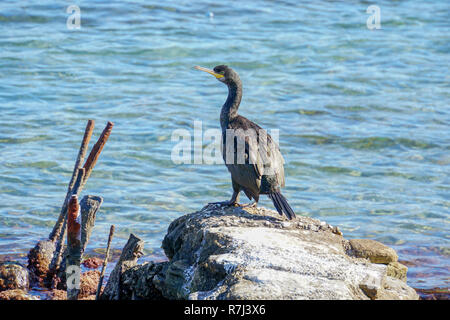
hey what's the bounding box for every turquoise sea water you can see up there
[0,0,448,293]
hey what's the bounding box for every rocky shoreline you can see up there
[0,203,424,300]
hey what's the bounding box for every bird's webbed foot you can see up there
[209,191,241,207]
[241,202,258,208]
[208,200,240,207]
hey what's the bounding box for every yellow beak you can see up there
[194,66,224,79]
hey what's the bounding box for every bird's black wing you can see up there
[222,116,285,196]
[257,124,285,188]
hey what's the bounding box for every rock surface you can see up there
[348,239,398,264]
[121,262,167,300]
[0,289,39,300]
[46,270,101,300]
[82,257,103,269]
[47,289,96,300]
[386,262,408,282]
[0,262,30,291]
[27,240,56,282]
[80,270,101,298]
[111,204,419,300]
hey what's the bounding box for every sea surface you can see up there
[0,0,448,294]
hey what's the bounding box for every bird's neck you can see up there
[220,81,242,128]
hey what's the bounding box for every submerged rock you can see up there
[110,204,419,300]
[82,257,103,269]
[47,289,97,300]
[47,289,67,300]
[46,270,101,300]
[0,289,39,300]
[0,262,30,291]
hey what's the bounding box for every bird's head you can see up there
[194,65,240,86]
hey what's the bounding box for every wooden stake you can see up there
[80,195,104,253]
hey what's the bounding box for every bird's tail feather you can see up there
[268,192,296,220]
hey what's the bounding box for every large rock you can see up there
[0,262,30,291]
[117,204,419,300]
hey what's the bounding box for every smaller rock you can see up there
[281,222,290,228]
[349,239,398,264]
[415,287,450,300]
[378,277,419,300]
[80,270,100,298]
[386,262,408,282]
[359,274,383,300]
[47,271,100,300]
[27,240,56,281]
[47,289,67,300]
[82,257,103,269]
[48,290,96,300]
[0,262,30,291]
[0,289,39,300]
[332,226,343,236]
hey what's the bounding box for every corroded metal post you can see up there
[50,120,95,242]
[81,121,114,189]
[66,195,82,300]
[28,120,113,289]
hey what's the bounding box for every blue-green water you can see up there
[0,0,448,292]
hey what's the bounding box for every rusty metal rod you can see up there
[81,121,114,190]
[96,225,115,300]
[66,195,82,300]
[49,168,85,286]
[49,120,95,242]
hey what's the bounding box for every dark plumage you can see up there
[195,65,296,220]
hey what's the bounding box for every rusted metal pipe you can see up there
[81,121,114,189]
[49,167,85,286]
[49,120,95,242]
[66,195,82,300]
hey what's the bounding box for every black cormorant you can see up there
[195,65,296,220]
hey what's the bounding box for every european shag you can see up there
[195,65,296,220]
